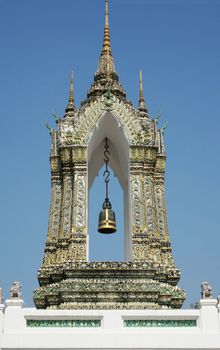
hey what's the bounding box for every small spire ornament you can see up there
[98,137,117,234]
[65,71,75,116]
[97,0,117,80]
[102,0,111,56]
[139,68,148,114]
[87,0,126,99]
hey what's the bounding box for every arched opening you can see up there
[87,111,132,261]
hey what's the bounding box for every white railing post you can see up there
[4,299,25,332]
[199,298,219,333]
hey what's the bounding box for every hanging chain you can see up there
[103,137,110,200]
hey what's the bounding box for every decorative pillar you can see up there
[4,283,25,332]
[70,146,87,260]
[53,147,72,264]
[144,175,156,238]
[199,299,219,332]
[130,147,148,262]
[42,130,62,267]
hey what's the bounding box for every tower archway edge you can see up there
[88,111,132,261]
[88,110,130,190]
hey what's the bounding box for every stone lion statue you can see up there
[10,282,22,298]
[201,282,212,299]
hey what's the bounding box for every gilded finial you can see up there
[105,0,109,28]
[139,68,148,114]
[140,69,143,97]
[102,0,112,56]
[65,71,75,116]
[69,70,74,106]
[89,0,126,98]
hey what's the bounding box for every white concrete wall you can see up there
[0,298,220,349]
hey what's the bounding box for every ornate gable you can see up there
[58,93,157,148]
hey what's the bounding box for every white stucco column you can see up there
[0,303,5,334]
[199,298,219,332]
[4,299,25,332]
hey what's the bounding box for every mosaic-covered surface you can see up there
[124,320,197,328]
[34,0,185,310]
[27,319,101,328]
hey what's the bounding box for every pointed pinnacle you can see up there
[65,71,75,116]
[139,68,148,114]
[89,0,125,98]
[69,70,74,105]
[102,0,112,56]
[140,69,143,97]
[105,0,109,28]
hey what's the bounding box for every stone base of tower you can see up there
[34,261,185,310]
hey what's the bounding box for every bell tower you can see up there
[34,0,185,310]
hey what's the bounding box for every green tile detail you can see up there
[27,319,101,328]
[124,319,197,328]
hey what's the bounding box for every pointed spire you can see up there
[96,0,117,78]
[139,69,148,114]
[69,71,74,108]
[87,0,126,100]
[105,0,109,27]
[102,0,111,56]
[65,71,75,116]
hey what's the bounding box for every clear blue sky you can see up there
[0,0,219,308]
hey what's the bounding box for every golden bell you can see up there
[98,199,116,234]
